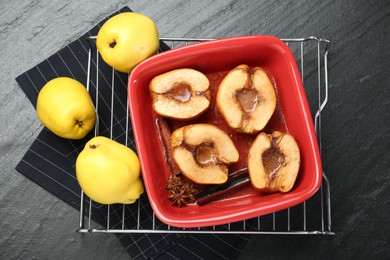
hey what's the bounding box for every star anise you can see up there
[166,174,198,207]
[166,174,184,190]
[182,182,198,201]
[167,188,189,207]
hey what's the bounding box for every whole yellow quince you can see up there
[96,12,159,73]
[76,136,144,204]
[36,77,96,139]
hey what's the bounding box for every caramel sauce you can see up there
[167,82,191,102]
[262,147,285,179]
[194,143,217,167]
[157,68,288,202]
[236,88,259,113]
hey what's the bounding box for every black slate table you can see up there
[1,1,389,259]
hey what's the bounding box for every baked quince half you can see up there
[216,64,276,134]
[248,131,300,193]
[170,124,239,184]
[149,68,211,120]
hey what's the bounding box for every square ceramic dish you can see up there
[128,35,322,228]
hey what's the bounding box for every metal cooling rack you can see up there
[78,36,333,235]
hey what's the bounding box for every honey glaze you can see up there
[167,82,191,102]
[236,88,259,113]
[193,143,218,167]
[158,67,288,204]
[262,147,285,179]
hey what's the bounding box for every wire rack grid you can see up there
[77,36,333,235]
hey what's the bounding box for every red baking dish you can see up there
[128,35,322,228]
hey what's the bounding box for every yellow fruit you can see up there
[36,77,96,139]
[76,136,144,204]
[96,12,159,73]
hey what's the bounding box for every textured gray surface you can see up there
[1,0,389,259]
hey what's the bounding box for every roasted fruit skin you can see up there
[170,124,239,184]
[216,64,276,134]
[248,131,300,193]
[149,68,211,120]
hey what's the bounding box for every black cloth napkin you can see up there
[15,6,250,259]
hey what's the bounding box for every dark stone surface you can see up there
[1,0,389,259]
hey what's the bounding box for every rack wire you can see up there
[78,36,333,235]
